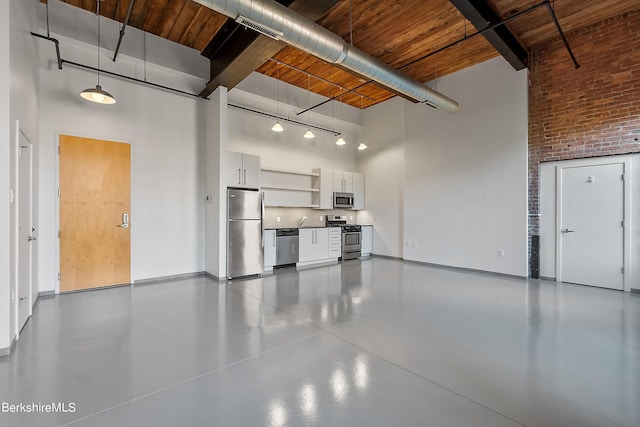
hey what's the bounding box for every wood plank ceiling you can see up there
[48,0,640,109]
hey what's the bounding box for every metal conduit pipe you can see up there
[192,0,460,112]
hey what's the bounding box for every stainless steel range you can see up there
[326,215,362,260]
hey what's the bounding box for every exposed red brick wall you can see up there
[528,8,640,273]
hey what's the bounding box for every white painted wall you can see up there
[37,34,206,291]
[228,73,361,172]
[403,58,528,277]
[540,154,640,291]
[0,0,41,353]
[0,0,11,352]
[204,87,227,279]
[357,97,405,258]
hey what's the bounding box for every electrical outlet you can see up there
[405,241,410,247]
[205,194,213,204]
[276,216,281,223]
[11,289,15,304]
[498,249,505,257]
[350,215,353,221]
[413,242,418,248]
[320,216,323,221]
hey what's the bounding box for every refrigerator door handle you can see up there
[260,193,265,248]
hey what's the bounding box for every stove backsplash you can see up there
[265,207,357,229]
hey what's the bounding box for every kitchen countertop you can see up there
[265,225,370,230]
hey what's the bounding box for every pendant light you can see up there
[358,142,368,150]
[272,64,284,132]
[304,73,315,139]
[335,93,345,145]
[81,0,116,104]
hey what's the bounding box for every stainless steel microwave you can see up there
[333,192,354,209]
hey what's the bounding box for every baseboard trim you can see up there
[631,288,640,294]
[134,271,205,285]
[0,337,17,357]
[38,290,55,297]
[540,276,556,282]
[370,254,403,261]
[205,272,226,282]
[404,259,528,280]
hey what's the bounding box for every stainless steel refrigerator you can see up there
[227,188,264,279]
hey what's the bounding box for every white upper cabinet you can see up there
[228,152,260,189]
[333,170,353,193]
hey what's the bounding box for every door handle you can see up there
[19,296,26,302]
[238,168,241,185]
[28,236,37,241]
[119,213,129,229]
[561,228,575,233]
[244,169,247,186]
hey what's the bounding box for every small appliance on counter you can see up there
[326,215,362,260]
[227,188,264,279]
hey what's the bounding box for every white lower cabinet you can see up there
[298,228,340,266]
[361,225,373,256]
[264,229,276,270]
[328,227,341,258]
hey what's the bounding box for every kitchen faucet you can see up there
[299,216,308,227]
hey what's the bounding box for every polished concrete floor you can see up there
[1,257,639,426]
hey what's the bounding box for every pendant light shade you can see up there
[358,142,368,150]
[81,85,116,104]
[304,129,315,139]
[335,136,346,146]
[82,0,115,105]
[272,122,284,132]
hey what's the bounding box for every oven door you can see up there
[342,231,362,252]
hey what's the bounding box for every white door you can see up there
[264,230,276,268]
[298,229,315,263]
[560,163,624,290]
[17,132,33,333]
[242,153,261,189]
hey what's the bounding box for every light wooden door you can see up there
[560,163,624,290]
[59,135,131,292]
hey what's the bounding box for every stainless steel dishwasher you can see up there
[276,228,299,267]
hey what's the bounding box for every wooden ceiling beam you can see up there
[198,0,341,98]
[450,0,528,70]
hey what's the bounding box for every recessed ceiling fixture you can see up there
[358,143,367,150]
[81,0,115,104]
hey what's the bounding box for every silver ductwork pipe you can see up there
[193,0,460,113]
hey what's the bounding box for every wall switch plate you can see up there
[498,249,505,257]
[320,216,323,221]
[350,215,353,221]
[10,189,15,204]
[276,216,281,223]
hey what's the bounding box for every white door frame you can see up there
[54,132,134,294]
[555,157,632,292]
[14,120,34,339]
